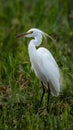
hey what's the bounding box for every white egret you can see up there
[16,28,61,112]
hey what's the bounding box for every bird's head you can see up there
[16,28,43,38]
[16,28,55,42]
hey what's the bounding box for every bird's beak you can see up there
[16,32,28,38]
[16,31,33,38]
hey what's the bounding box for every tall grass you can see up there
[0,0,73,130]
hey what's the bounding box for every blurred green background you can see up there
[0,0,73,130]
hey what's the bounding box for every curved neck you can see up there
[28,35,42,63]
[34,34,42,46]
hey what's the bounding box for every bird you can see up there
[16,28,61,112]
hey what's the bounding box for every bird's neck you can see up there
[28,35,42,63]
[34,34,42,47]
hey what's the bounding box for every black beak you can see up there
[16,32,27,38]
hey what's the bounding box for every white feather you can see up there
[31,47,60,96]
[16,28,61,97]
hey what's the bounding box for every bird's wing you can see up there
[37,47,58,68]
[37,47,61,96]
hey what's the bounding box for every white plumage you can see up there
[16,28,61,112]
[27,29,60,96]
[37,47,60,96]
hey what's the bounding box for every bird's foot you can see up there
[46,105,49,113]
[35,107,39,114]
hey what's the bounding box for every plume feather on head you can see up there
[27,28,56,45]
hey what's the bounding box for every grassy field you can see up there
[0,0,73,130]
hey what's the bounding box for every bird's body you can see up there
[16,28,61,112]
[28,33,60,96]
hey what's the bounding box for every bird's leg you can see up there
[38,82,45,108]
[36,82,45,113]
[46,83,50,113]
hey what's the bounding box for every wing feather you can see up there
[37,47,60,96]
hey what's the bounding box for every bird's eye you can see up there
[27,31,33,34]
[30,31,33,34]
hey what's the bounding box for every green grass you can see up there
[0,0,73,130]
